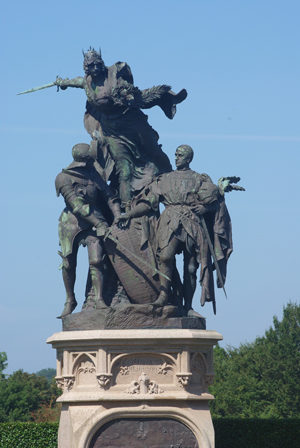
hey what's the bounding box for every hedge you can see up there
[214,418,300,448]
[0,419,299,447]
[0,423,58,448]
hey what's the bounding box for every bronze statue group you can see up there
[53,48,244,319]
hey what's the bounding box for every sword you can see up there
[103,226,171,282]
[17,76,60,95]
[171,209,227,299]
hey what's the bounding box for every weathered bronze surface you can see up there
[116,145,244,315]
[20,47,244,324]
[54,48,187,209]
[61,305,206,331]
[89,418,199,448]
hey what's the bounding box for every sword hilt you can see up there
[56,75,60,92]
[56,75,59,92]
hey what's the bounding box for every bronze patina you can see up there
[19,47,244,325]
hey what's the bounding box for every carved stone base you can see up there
[47,328,222,448]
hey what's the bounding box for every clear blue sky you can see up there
[1,0,299,375]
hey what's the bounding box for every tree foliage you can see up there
[0,353,7,379]
[36,368,56,384]
[209,302,300,418]
[0,370,61,423]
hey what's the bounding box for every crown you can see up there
[82,46,102,60]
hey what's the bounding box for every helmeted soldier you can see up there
[55,142,121,317]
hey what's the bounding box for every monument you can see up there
[20,47,244,447]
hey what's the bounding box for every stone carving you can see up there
[55,377,64,389]
[96,373,112,389]
[113,355,174,386]
[77,360,96,374]
[204,374,215,386]
[119,366,130,375]
[148,381,164,395]
[176,373,192,388]
[157,362,172,375]
[125,381,140,394]
[190,352,207,386]
[138,372,150,394]
[63,376,75,392]
[125,372,164,395]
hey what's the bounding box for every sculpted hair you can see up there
[177,145,194,162]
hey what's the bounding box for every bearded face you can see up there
[83,52,106,77]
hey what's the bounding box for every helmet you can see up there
[72,143,94,161]
[64,142,98,171]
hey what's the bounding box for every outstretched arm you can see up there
[115,201,152,228]
[55,76,84,90]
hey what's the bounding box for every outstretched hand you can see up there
[115,214,131,229]
[54,77,68,90]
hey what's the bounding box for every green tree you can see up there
[210,302,300,418]
[0,370,61,422]
[36,368,56,383]
[0,352,7,378]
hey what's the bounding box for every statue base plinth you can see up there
[61,304,206,330]
[47,328,222,448]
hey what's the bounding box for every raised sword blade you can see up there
[17,81,56,95]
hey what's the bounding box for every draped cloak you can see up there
[133,169,233,310]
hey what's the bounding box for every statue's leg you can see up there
[108,140,132,210]
[153,238,180,306]
[87,237,108,310]
[138,114,172,172]
[183,249,199,314]
[59,250,78,318]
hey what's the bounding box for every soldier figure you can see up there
[55,142,121,317]
[117,145,235,315]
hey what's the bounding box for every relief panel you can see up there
[75,355,97,387]
[190,353,207,387]
[89,418,199,448]
[112,354,174,386]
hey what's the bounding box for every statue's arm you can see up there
[54,76,84,90]
[55,174,107,235]
[117,201,152,225]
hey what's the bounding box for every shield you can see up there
[104,218,160,304]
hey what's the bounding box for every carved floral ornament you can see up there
[157,362,173,375]
[77,360,96,374]
[125,372,164,395]
[119,366,130,375]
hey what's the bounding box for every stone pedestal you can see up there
[47,329,222,448]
